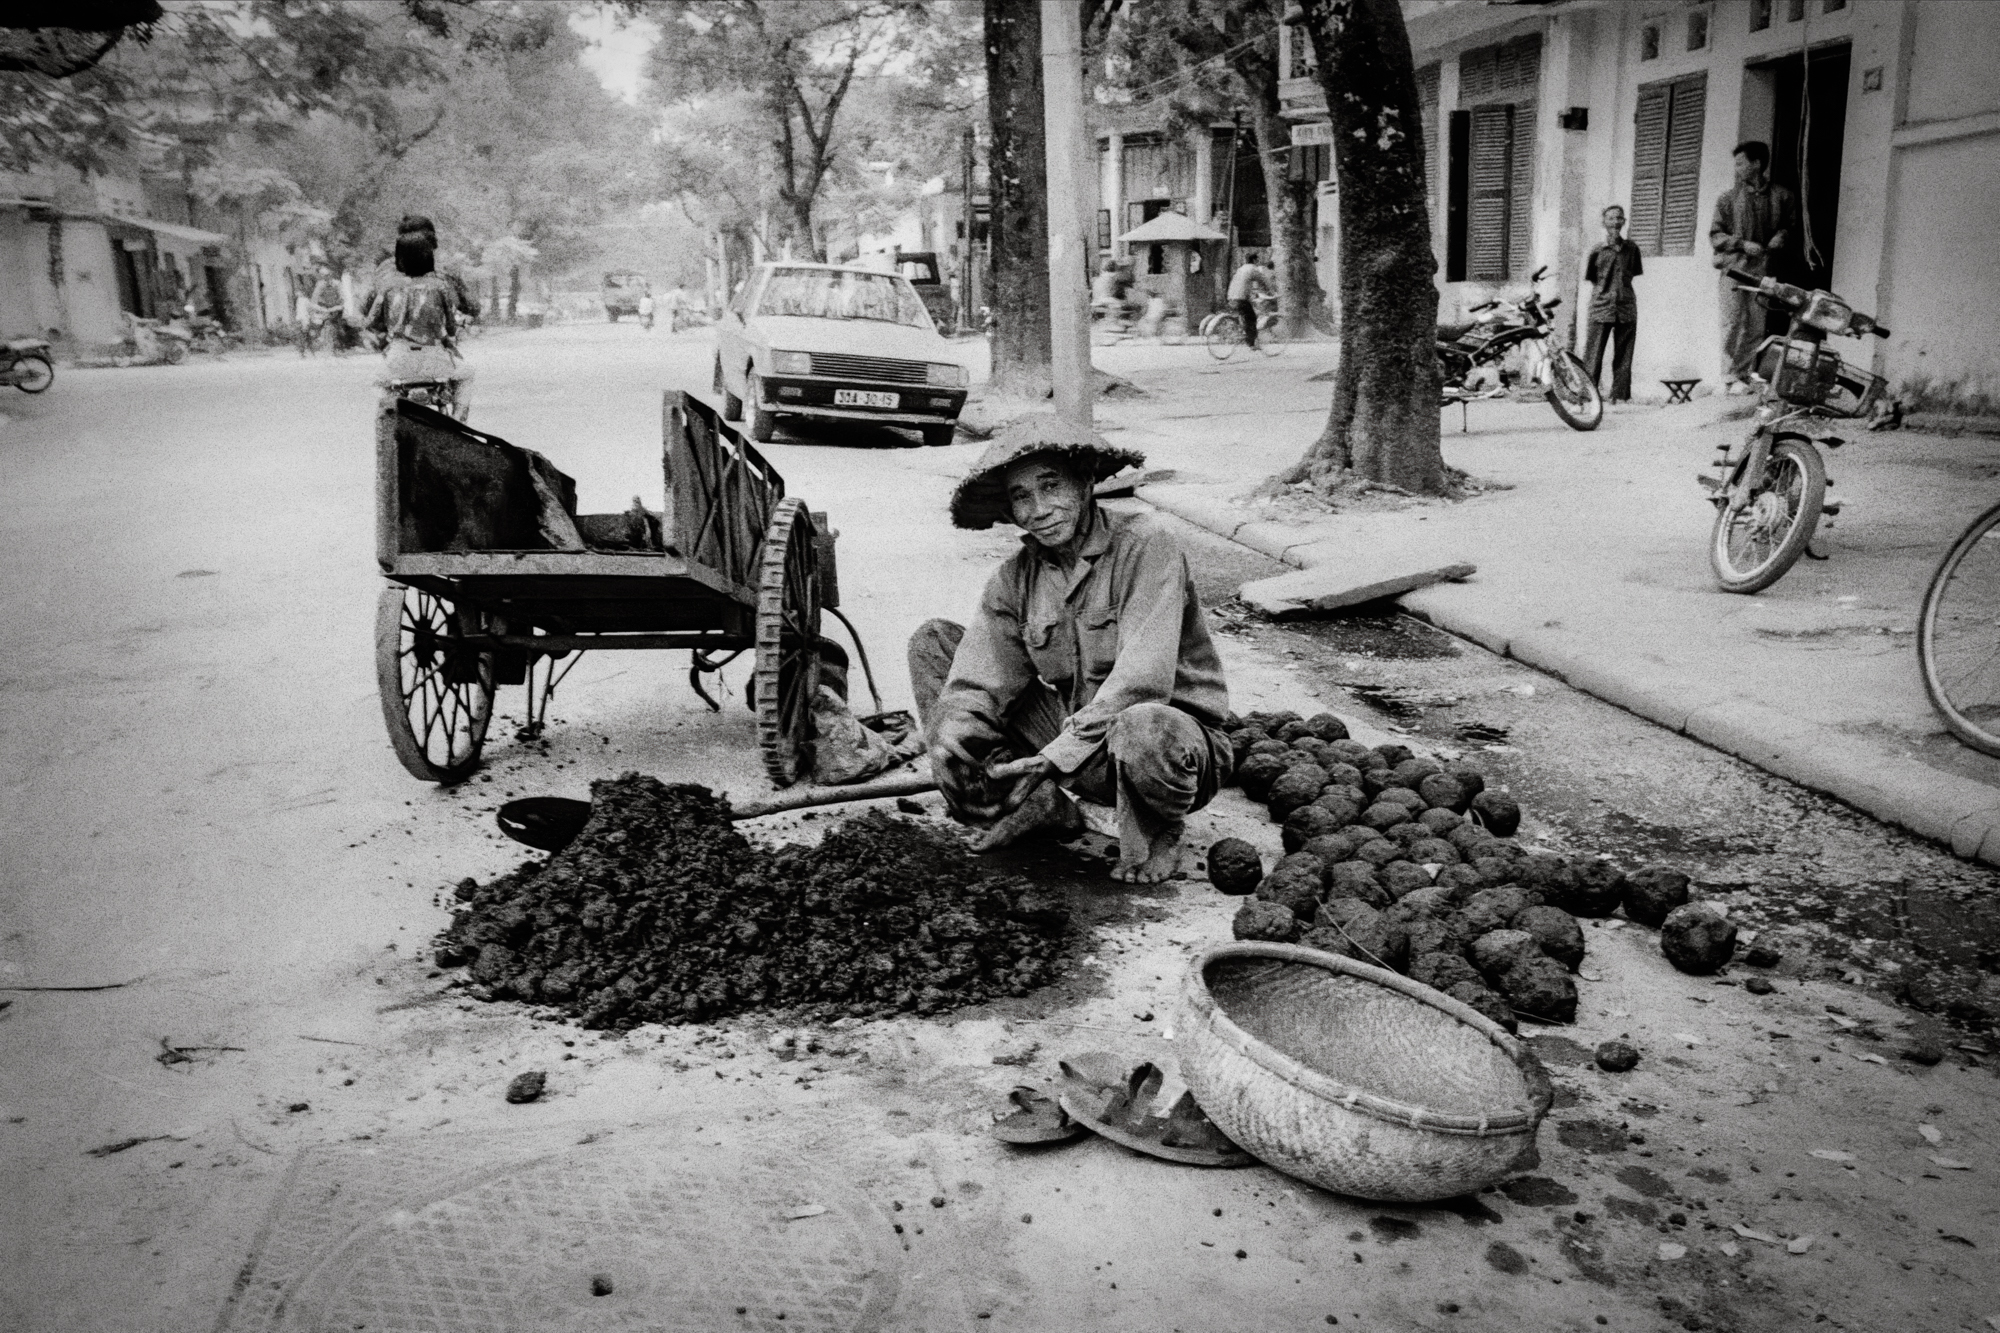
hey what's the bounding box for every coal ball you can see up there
[1743,942,1782,969]
[1386,821,1430,848]
[1236,753,1288,802]
[1411,951,1481,993]
[1283,804,1345,853]
[1446,980,1517,1033]
[1275,720,1313,743]
[1390,757,1444,790]
[1458,885,1534,937]
[1320,783,1369,810]
[1267,768,1329,823]
[1381,861,1434,899]
[1417,806,1464,835]
[1321,761,1364,789]
[1594,1040,1640,1073]
[1255,858,1324,918]
[1470,928,1540,979]
[1405,913,1470,960]
[1233,899,1300,943]
[1660,903,1736,975]
[1470,790,1522,838]
[1360,767,1397,799]
[1311,794,1361,828]
[1326,861,1390,908]
[1623,866,1692,927]
[1565,859,1626,918]
[1407,837,1460,866]
[1304,713,1350,742]
[1386,885,1455,922]
[1246,709,1300,733]
[1354,838,1404,868]
[1498,954,1577,1023]
[1516,853,1575,899]
[1434,864,1484,898]
[1316,898,1407,972]
[1303,828,1365,867]
[1372,744,1414,768]
[1443,762,1487,799]
[1514,904,1586,971]
[1327,739,1377,768]
[1247,738,1291,760]
[1230,728,1270,761]
[1418,772,1472,813]
[505,1070,548,1104]
[1359,801,1408,832]
[1375,785,1427,812]
[1206,838,1263,895]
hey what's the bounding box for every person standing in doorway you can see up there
[1582,205,1642,404]
[1226,251,1272,350]
[1710,141,1798,393]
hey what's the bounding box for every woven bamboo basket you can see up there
[1177,942,1554,1202]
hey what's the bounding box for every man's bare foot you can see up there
[1112,819,1183,883]
[965,781,1082,852]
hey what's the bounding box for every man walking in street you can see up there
[1582,205,1642,404]
[1710,141,1798,392]
[908,417,1232,884]
[1227,250,1273,351]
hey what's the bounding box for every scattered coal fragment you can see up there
[1622,866,1692,927]
[1744,976,1776,995]
[1469,791,1521,837]
[1743,942,1782,968]
[1594,1041,1640,1073]
[1659,904,1737,975]
[505,1070,547,1103]
[434,775,1070,1027]
[1206,838,1263,895]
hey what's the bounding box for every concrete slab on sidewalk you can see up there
[1088,345,2000,865]
[1240,557,1476,619]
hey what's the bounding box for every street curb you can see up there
[1137,482,2000,868]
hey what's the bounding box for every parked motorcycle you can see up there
[163,312,237,358]
[1,337,54,393]
[1436,266,1602,431]
[1698,269,1890,593]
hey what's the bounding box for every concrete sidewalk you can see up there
[1082,341,2000,866]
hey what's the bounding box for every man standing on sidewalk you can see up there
[1227,251,1273,351]
[1582,205,1642,404]
[908,417,1232,884]
[1710,141,1798,393]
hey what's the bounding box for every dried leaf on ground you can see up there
[1918,1124,1943,1145]
[1732,1223,1783,1244]
[1927,1155,1972,1170]
[1658,1243,1687,1260]
[1788,1235,1814,1254]
[1809,1149,1855,1162]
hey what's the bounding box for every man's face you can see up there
[1602,209,1625,240]
[1733,152,1760,185]
[1004,457,1089,549]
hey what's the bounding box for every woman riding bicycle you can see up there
[365,228,473,417]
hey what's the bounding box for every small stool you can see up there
[1662,378,1700,405]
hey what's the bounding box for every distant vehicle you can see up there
[1,337,53,392]
[712,262,970,448]
[891,251,957,333]
[602,272,648,322]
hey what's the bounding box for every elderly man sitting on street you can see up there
[908,416,1231,883]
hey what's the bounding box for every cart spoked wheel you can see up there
[753,497,822,787]
[376,585,495,784]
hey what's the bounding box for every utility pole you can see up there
[1040,0,1091,427]
[960,124,976,334]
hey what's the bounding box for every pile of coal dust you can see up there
[433,774,1069,1028]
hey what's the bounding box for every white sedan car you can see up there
[712,262,970,447]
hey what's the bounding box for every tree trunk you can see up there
[1245,94,1315,341]
[1282,0,1443,494]
[984,0,1052,398]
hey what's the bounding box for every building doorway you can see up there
[1742,43,1850,293]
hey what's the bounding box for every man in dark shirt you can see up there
[1582,205,1642,404]
[1710,141,1799,391]
[909,416,1232,883]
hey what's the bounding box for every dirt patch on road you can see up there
[434,774,1070,1028]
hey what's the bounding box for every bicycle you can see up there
[1920,499,2000,757]
[1201,294,1284,361]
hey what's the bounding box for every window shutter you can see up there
[1661,74,1707,254]
[1507,99,1536,276]
[1630,83,1670,255]
[1469,104,1513,280]
[1417,64,1441,218]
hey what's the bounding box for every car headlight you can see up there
[926,362,968,388]
[770,350,813,375]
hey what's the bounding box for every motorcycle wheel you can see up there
[1545,347,1602,430]
[11,355,53,393]
[1708,433,1826,594]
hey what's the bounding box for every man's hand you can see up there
[985,755,1052,783]
[1741,240,1765,258]
[930,712,1001,771]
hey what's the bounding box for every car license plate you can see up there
[834,389,898,408]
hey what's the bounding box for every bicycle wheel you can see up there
[1257,315,1285,357]
[1204,313,1242,361]
[1545,348,1602,430]
[1708,433,1825,594]
[1920,500,2000,756]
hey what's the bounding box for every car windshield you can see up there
[756,268,931,328]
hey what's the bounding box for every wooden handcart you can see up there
[374,390,845,786]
